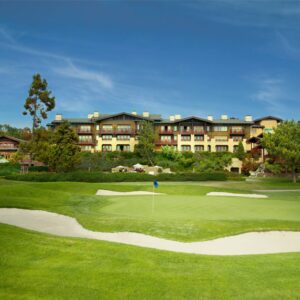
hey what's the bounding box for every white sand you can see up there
[96,189,164,196]
[1,208,300,256]
[207,192,268,198]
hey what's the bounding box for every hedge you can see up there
[5,171,227,182]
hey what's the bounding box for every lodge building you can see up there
[48,112,282,154]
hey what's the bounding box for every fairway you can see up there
[1,178,300,299]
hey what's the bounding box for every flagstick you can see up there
[152,184,154,215]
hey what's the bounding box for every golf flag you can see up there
[153,180,159,189]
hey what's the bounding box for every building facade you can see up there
[48,112,282,153]
[0,135,24,159]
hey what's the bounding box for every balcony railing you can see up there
[98,129,114,134]
[0,145,18,150]
[115,129,132,134]
[155,140,177,145]
[78,140,96,145]
[97,128,134,134]
[77,129,93,134]
[159,129,174,134]
[230,129,245,135]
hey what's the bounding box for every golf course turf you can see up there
[0,178,300,299]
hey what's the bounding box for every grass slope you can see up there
[1,225,300,300]
[0,179,299,241]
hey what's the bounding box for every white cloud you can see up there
[53,62,113,89]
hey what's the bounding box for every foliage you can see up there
[262,120,300,182]
[0,124,31,140]
[18,128,53,165]
[23,74,55,133]
[0,163,20,176]
[48,121,81,172]
[193,152,233,172]
[241,155,260,176]
[6,171,228,182]
[234,141,246,160]
[134,121,155,165]
[161,145,182,161]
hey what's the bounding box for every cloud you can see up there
[251,77,284,112]
[53,61,113,89]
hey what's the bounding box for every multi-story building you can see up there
[48,112,282,153]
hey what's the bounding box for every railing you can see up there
[97,129,114,134]
[0,145,18,150]
[159,129,174,134]
[115,129,132,134]
[77,129,93,134]
[155,140,177,145]
[230,129,245,135]
[97,129,133,134]
[78,140,96,145]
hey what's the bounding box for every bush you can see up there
[5,171,228,182]
[0,163,20,176]
[28,166,49,172]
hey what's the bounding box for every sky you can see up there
[0,0,300,128]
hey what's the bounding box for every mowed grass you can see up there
[0,178,299,241]
[1,178,300,299]
[1,225,300,300]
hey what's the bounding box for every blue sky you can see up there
[0,0,299,127]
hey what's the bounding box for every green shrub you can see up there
[28,166,49,172]
[0,163,20,176]
[5,171,227,182]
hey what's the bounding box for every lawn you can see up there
[0,178,300,299]
[0,178,299,241]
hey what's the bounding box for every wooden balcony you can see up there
[159,129,174,134]
[78,140,96,145]
[115,129,133,134]
[97,129,114,134]
[155,140,177,145]
[77,129,93,134]
[230,129,245,135]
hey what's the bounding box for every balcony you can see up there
[78,140,96,145]
[156,140,177,145]
[180,130,193,134]
[0,144,18,150]
[115,129,133,134]
[193,130,205,134]
[159,129,174,134]
[230,129,245,135]
[77,129,93,134]
[97,129,114,134]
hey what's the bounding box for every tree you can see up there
[194,152,232,172]
[23,74,55,135]
[48,121,80,172]
[0,124,31,140]
[134,121,155,165]
[19,128,53,164]
[235,141,246,160]
[262,120,300,183]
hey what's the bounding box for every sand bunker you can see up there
[1,208,300,256]
[207,192,268,198]
[96,189,164,196]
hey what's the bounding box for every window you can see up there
[161,135,172,141]
[264,128,274,134]
[102,135,112,140]
[79,125,91,132]
[232,136,242,142]
[181,145,191,152]
[116,144,130,151]
[216,145,228,152]
[80,145,92,151]
[195,145,204,151]
[117,125,131,133]
[214,126,227,132]
[102,125,113,133]
[181,135,191,141]
[117,135,130,140]
[194,126,204,133]
[231,126,244,134]
[180,126,191,132]
[102,144,112,152]
[194,135,204,141]
[233,145,239,152]
[215,136,228,142]
[78,135,93,142]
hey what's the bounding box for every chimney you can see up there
[244,115,253,122]
[221,114,228,120]
[143,111,150,118]
[175,114,181,120]
[131,111,137,115]
[88,113,93,119]
[93,111,100,118]
[207,115,213,121]
[169,115,175,121]
[55,114,62,121]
